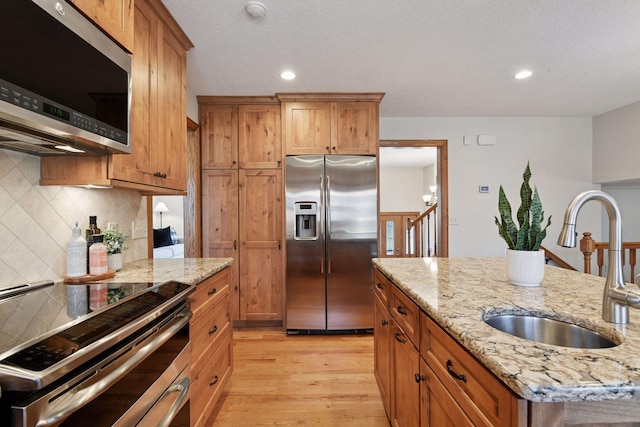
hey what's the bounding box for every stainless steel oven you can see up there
[0,280,194,427]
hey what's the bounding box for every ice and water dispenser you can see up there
[294,202,318,240]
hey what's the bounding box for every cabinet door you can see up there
[283,102,331,155]
[154,21,187,190]
[110,0,156,185]
[374,295,392,417]
[420,358,474,427]
[391,325,420,427]
[69,0,134,52]
[239,104,282,169]
[332,102,378,155]
[239,169,283,321]
[202,170,240,321]
[201,105,239,169]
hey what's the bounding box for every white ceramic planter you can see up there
[505,248,545,287]
[107,253,123,272]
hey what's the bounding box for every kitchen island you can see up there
[373,257,640,426]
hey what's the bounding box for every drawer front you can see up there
[191,332,233,427]
[191,291,231,374]
[191,269,230,320]
[423,314,518,427]
[390,285,420,346]
[374,269,391,309]
[421,357,474,427]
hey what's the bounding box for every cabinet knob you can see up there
[376,283,384,290]
[414,373,425,383]
[381,319,388,326]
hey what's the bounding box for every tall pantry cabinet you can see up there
[200,97,283,325]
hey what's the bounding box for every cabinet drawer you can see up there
[190,269,230,320]
[373,269,391,309]
[422,313,519,427]
[390,285,420,346]
[191,332,233,427]
[191,291,231,374]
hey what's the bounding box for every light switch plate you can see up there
[131,220,147,239]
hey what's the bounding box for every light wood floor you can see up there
[209,329,390,426]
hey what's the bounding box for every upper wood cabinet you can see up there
[278,93,384,156]
[199,97,282,169]
[40,0,194,194]
[69,0,135,52]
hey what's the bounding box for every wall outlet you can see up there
[449,217,458,225]
[131,220,147,239]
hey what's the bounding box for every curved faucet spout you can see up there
[557,190,629,323]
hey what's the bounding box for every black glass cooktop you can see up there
[0,281,190,371]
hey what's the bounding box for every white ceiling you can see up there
[162,0,640,118]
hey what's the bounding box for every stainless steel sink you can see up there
[484,314,619,349]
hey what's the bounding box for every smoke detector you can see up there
[245,1,266,19]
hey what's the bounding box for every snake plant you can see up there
[494,162,551,251]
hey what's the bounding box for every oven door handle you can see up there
[32,308,191,427]
[138,375,190,427]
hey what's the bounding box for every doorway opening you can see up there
[379,140,448,257]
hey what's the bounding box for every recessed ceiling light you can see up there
[280,71,296,80]
[514,70,533,80]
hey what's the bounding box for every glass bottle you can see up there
[89,234,108,275]
[66,220,87,277]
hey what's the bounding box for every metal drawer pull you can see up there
[446,359,467,382]
[210,375,219,387]
[376,283,384,290]
[208,325,218,335]
[394,332,407,344]
[415,373,425,383]
[208,288,217,296]
[381,320,388,326]
[397,306,408,315]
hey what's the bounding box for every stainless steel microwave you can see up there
[0,0,132,156]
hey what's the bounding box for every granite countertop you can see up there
[373,257,640,403]
[99,258,233,286]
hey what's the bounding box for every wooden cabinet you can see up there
[201,97,284,325]
[374,267,523,426]
[202,169,283,323]
[200,97,282,169]
[69,0,134,52]
[40,0,193,194]
[278,93,384,156]
[373,271,392,417]
[189,268,233,427]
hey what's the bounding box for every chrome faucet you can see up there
[558,190,640,324]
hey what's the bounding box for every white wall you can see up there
[380,117,601,268]
[379,167,425,213]
[593,102,640,184]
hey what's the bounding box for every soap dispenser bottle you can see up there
[66,220,87,277]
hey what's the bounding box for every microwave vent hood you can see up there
[0,0,132,157]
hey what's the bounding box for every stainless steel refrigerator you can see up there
[285,155,378,332]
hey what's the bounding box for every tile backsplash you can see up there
[0,149,148,286]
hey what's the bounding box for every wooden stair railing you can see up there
[407,203,437,257]
[580,232,640,281]
[540,245,577,271]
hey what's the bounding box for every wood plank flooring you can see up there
[209,329,390,426]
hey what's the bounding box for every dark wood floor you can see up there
[209,329,389,426]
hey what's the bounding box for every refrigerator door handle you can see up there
[320,175,325,274]
[326,174,331,275]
